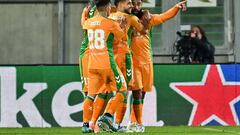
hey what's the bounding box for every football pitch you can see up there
[0,126,240,135]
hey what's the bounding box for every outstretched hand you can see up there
[176,0,187,11]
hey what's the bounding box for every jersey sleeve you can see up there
[82,19,88,30]
[81,7,89,26]
[130,15,143,32]
[149,5,179,27]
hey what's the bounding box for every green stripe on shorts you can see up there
[125,53,132,85]
[107,33,122,91]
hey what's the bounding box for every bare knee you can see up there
[132,90,142,100]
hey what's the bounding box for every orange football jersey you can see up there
[83,15,125,69]
[131,6,180,65]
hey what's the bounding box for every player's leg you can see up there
[98,91,127,132]
[115,98,127,128]
[103,90,127,117]
[130,103,137,123]
[136,63,154,132]
[90,93,108,127]
[128,90,143,132]
[86,69,104,132]
[115,53,131,129]
[80,55,94,133]
[98,69,127,132]
[131,65,143,124]
[132,90,143,124]
[82,95,94,132]
[127,65,145,132]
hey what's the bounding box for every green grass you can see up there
[0,126,240,135]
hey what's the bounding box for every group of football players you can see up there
[80,0,187,133]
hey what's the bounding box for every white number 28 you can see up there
[88,29,105,49]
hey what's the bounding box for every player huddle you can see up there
[80,0,187,133]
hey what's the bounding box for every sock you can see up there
[104,92,114,112]
[133,99,143,125]
[130,104,137,123]
[104,98,112,114]
[91,94,107,124]
[83,96,94,123]
[115,98,127,124]
[105,92,125,115]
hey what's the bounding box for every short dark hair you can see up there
[114,0,125,6]
[95,0,111,8]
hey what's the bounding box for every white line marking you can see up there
[203,127,240,135]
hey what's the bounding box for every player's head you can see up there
[114,0,133,14]
[132,0,142,12]
[95,0,112,16]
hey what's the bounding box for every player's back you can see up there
[83,15,123,69]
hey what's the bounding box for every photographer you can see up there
[173,25,215,64]
[190,25,215,64]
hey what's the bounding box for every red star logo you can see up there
[170,65,240,126]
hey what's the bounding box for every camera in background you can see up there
[172,25,215,64]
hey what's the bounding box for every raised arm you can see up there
[148,0,187,27]
[81,7,90,27]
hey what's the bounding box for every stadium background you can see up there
[0,0,240,64]
[0,0,240,131]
